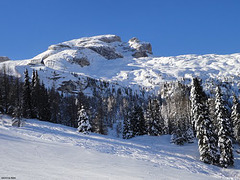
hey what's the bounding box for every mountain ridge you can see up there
[0,34,239,95]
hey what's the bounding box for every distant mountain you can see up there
[0,56,10,62]
[0,35,239,95]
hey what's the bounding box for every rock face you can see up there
[57,80,77,93]
[98,35,121,43]
[128,37,152,58]
[88,46,123,60]
[48,44,71,50]
[72,57,90,67]
[31,34,153,71]
[0,56,10,62]
[132,51,148,58]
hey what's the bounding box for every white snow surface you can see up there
[1,115,240,180]
[1,34,240,92]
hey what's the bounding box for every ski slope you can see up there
[1,115,240,179]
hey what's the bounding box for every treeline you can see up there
[0,66,240,168]
[0,66,147,135]
[190,78,240,167]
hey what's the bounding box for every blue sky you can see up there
[0,0,240,59]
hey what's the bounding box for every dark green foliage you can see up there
[94,105,107,135]
[131,105,146,137]
[231,95,240,143]
[38,82,51,121]
[31,70,41,118]
[146,98,164,136]
[215,86,234,167]
[191,77,218,164]
[22,69,33,118]
[171,129,185,145]
[196,103,219,164]
[123,111,133,139]
[49,86,61,124]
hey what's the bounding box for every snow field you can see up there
[1,115,240,179]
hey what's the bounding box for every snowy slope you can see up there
[1,115,240,179]
[0,35,240,93]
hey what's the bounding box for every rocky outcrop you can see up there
[57,80,77,93]
[98,35,121,43]
[48,44,71,50]
[88,46,123,60]
[72,57,90,67]
[128,37,152,58]
[32,35,155,71]
[0,56,10,62]
[132,51,148,58]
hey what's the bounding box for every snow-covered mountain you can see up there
[0,56,10,63]
[1,34,240,94]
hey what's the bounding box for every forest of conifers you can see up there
[0,66,239,168]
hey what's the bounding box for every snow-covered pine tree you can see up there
[191,77,218,164]
[183,127,195,143]
[12,77,22,127]
[171,128,185,145]
[1,65,9,113]
[215,86,234,167]
[197,103,219,164]
[146,98,164,136]
[77,106,91,134]
[190,77,203,133]
[38,82,51,121]
[12,106,22,127]
[131,105,146,137]
[231,95,240,143]
[145,98,153,135]
[22,69,32,118]
[94,99,107,135]
[31,70,41,118]
[123,111,133,139]
[0,84,3,113]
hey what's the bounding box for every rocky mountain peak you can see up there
[0,56,10,62]
[128,37,152,58]
[32,35,153,69]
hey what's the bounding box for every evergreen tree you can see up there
[12,106,22,127]
[231,95,240,143]
[183,127,195,143]
[1,65,10,113]
[22,69,32,118]
[196,103,218,164]
[38,82,51,121]
[94,106,107,135]
[215,86,234,167]
[145,99,153,135]
[77,106,91,134]
[31,70,41,118]
[49,85,61,124]
[91,98,107,135]
[123,110,133,139]
[191,77,218,164]
[190,78,203,133]
[12,77,22,121]
[0,82,3,113]
[171,128,185,145]
[131,105,146,137]
[146,98,164,136]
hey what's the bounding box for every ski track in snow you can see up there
[1,116,240,179]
